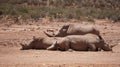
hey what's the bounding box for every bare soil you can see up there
[0,20,120,67]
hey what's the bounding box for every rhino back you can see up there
[67,24,99,35]
[66,34,100,51]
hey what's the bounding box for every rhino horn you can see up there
[110,44,118,48]
[47,41,57,50]
[43,31,55,37]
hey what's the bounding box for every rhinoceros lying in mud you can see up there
[44,24,102,39]
[21,34,114,51]
[47,34,113,51]
[20,37,60,50]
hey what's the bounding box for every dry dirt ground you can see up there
[0,20,120,67]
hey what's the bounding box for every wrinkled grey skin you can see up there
[44,24,102,40]
[47,34,112,51]
[20,34,114,51]
[20,37,59,50]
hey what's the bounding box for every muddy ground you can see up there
[0,20,120,67]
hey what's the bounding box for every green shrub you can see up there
[0,0,120,22]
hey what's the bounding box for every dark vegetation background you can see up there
[0,0,120,24]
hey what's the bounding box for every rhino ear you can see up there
[20,43,27,47]
[20,43,28,50]
[33,36,36,40]
[20,43,24,47]
[20,43,25,50]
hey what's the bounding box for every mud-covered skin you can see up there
[20,35,112,51]
[20,37,58,50]
[44,24,102,39]
[47,34,112,51]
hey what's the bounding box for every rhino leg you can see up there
[88,44,97,51]
[64,41,71,51]
[96,48,102,51]
[58,39,71,51]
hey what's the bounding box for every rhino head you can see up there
[20,43,30,50]
[20,36,44,50]
[102,43,112,51]
[44,24,69,37]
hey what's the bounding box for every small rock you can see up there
[68,49,73,52]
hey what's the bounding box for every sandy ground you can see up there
[0,20,120,67]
